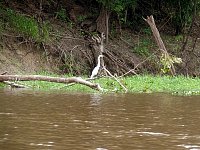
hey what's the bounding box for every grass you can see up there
[0,7,50,42]
[1,74,200,96]
[5,8,40,40]
[124,75,200,95]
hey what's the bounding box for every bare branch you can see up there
[103,67,128,93]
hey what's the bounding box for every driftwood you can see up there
[144,15,176,75]
[3,81,27,88]
[1,71,7,75]
[0,75,103,91]
[0,72,26,88]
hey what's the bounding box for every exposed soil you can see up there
[0,36,59,74]
[0,1,200,77]
[1,24,200,77]
[0,27,145,77]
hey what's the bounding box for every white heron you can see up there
[90,55,104,79]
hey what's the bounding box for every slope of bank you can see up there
[0,2,200,77]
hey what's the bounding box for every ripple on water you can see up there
[0,112,14,115]
[178,144,200,149]
[136,131,170,136]
[30,141,54,147]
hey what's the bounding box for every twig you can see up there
[50,33,87,42]
[3,81,28,88]
[1,71,8,75]
[120,37,134,47]
[2,33,23,38]
[119,51,158,77]
[103,67,128,93]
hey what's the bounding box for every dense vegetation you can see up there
[0,0,198,39]
[0,0,200,95]
[0,0,199,76]
[1,74,199,96]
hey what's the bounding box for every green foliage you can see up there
[55,8,74,28]
[0,7,51,42]
[125,75,200,95]
[174,35,183,41]
[96,0,137,26]
[159,0,195,34]
[133,38,151,56]
[77,15,87,23]
[0,19,4,37]
[142,28,152,35]
[56,8,69,22]
[6,9,40,40]
[97,0,136,12]
[160,53,182,74]
[40,22,51,42]
[0,82,5,88]
[8,74,200,95]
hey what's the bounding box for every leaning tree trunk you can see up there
[96,6,110,44]
[144,15,176,75]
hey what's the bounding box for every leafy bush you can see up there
[133,38,151,56]
[6,9,40,40]
[56,8,69,22]
[96,0,137,26]
[0,8,50,42]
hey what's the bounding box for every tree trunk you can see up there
[144,15,176,75]
[96,6,110,43]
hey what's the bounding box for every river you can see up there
[0,89,200,150]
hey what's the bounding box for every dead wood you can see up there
[3,81,27,88]
[1,71,8,75]
[0,75,103,91]
[144,15,176,75]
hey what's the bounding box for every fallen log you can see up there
[0,75,103,91]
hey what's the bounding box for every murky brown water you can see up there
[1,89,200,150]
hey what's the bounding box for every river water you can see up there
[0,89,200,150]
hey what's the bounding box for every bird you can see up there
[90,55,103,79]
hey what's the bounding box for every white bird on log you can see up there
[90,55,103,79]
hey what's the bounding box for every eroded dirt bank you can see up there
[0,1,200,77]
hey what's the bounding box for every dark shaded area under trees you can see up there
[0,0,200,76]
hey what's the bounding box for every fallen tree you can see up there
[0,75,103,91]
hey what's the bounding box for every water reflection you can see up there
[90,94,103,106]
[0,89,200,150]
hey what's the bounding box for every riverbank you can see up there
[1,74,200,96]
[0,2,200,76]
